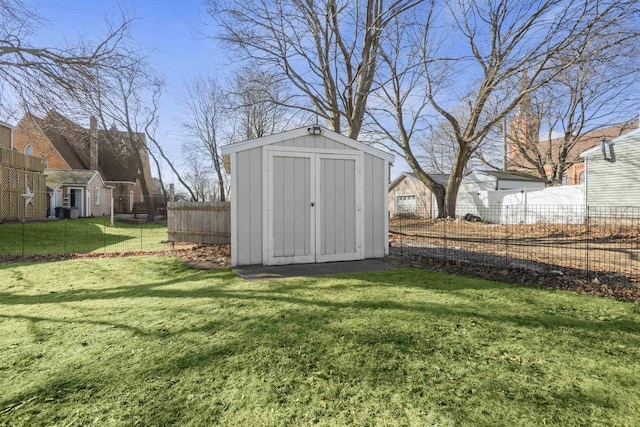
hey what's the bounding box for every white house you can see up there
[45,169,113,218]
[221,126,394,266]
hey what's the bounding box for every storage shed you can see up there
[221,126,394,266]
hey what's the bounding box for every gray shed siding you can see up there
[364,153,386,258]
[272,134,349,150]
[235,147,263,265]
[230,132,389,265]
[585,132,640,207]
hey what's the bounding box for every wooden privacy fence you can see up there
[167,201,230,244]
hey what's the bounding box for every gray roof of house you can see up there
[389,172,450,190]
[479,170,546,182]
[45,169,97,188]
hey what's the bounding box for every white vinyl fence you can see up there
[456,185,585,224]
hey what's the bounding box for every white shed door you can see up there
[316,156,361,262]
[269,152,315,264]
[266,150,363,265]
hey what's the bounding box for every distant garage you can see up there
[221,126,394,266]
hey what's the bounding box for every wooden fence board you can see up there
[167,201,231,244]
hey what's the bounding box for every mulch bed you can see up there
[385,253,640,301]
[0,243,231,269]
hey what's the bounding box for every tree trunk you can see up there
[444,145,469,218]
[215,166,226,202]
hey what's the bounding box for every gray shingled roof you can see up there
[480,170,547,182]
[45,169,97,188]
[389,172,450,190]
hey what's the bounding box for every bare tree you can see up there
[368,5,495,217]
[183,151,215,201]
[210,0,423,139]
[143,82,199,201]
[365,10,451,213]
[72,62,158,214]
[508,31,640,185]
[416,0,640,216]
[0,0,132,118]
[182,76,228,201]
[230,63,292,140]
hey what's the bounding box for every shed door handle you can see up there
[311,202,315,207]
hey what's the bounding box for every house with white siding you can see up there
[580,128,640,208]
[221,126,393,266]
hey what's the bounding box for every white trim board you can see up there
[221,126,394,163]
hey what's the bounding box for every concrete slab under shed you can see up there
[234,259,397,281]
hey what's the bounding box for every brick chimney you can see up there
[89,116,98,171]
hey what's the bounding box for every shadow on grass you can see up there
[2,265,640,424]
[2,267,638,338]
[0,219,136,256]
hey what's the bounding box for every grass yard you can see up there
[1,257,640,426]
[0,218,168,256]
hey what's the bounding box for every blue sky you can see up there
[22,0,229,184]
[20,0,409,183]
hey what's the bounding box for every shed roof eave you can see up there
[220,126,394,163]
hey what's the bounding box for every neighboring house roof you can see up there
[0,120,14,129]
[389,172,450,191]
[30,113,86,169]
[45,169,100,188]
[478,170,547,182]
[509,121,638,172]
[26,111,145,183]
[580,128,640,158]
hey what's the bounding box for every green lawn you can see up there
[0,218,168,256]
[1,258,639,426]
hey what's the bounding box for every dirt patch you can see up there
[173,243,231,269]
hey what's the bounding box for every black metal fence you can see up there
[0,217,169,258]
[389,205,640,286]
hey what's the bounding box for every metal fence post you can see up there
[21,221,25,257]
[586,205,590,281]
[64,219,67,253]
[399,213,403,256]
[443,215,447,262]
[505,205,510,269]
[103,217,107,252]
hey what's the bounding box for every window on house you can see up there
[396,195,417,215]
[561,174,569,185]
[24,145,33,155]
[579,171,585,184]
[95,188,101,205]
